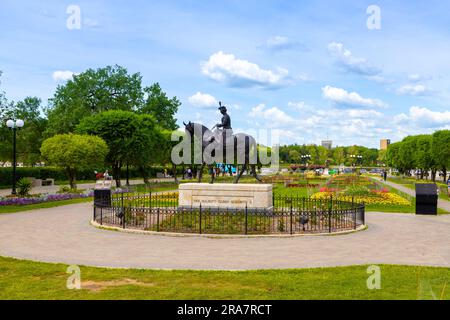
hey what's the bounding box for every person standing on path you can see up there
[447,177,450,197]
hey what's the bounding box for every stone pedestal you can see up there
[179,183,273,209]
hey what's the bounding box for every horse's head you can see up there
[183,121,195,137]
[183,121,211,138]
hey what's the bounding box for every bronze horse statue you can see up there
[183,121,261,184]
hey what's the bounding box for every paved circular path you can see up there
[0,203,449,270]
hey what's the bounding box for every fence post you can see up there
[100,207,103,225]
[353,207,357,230]
[362,202,366,225]
[328,195,332,233]
[290,202,293,235]
[199,204,202,234]
[157,208,160,232]
[245,204,248,235]
[123,205,127,229]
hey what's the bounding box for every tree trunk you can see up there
[113,162,122,188]
[126,164,130,186]
[443,168,447,183]
[139,166,149,185]
[67,168,76,190]
[431,169,436,182]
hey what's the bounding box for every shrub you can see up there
[16,178,32,197]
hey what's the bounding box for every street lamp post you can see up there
[301,154,311,166]
[350,155,363,173]
[6,119,25,195]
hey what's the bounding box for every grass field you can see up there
[388,177,449,201]
[0,257,448,300]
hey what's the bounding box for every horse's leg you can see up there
[198,163,205,183]
[251,164,262,182]
[209,165,215,184]
[234,164,246,183]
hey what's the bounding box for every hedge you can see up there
[0,166,185,186]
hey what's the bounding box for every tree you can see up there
[432,130,450,181]
[139,83,180,131]
[13,97,47,165]
[40,134,108,189]
[288,149,300,164]
[317,146,329,165]
[333,147,345,165]
[45,65,144,135]
[413,135,434,179]
[76,110,163,187]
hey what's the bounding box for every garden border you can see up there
[90,219,368,238]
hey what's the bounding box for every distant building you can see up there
[380,139,391,150]
[321,140,332,150]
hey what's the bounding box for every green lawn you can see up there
[0,257,448,300]
[388,177,449,201]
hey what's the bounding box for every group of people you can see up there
[183,164,236,180]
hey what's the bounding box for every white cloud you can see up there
[346,109,383,118]
[408,74,432,82]
[328,42,381,76]
[52,70,76,82]
[188,92,218,108]
[408,106,450,126]
[84,18,100,28]
[248,104,296,127]
[287,101,315,112]
[265,36,307,51]
[201,51,290,88]
[397,84,430,96]
[322,85,387,108]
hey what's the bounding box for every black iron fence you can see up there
[93,192,365,235]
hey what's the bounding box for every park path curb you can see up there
[90,219,368,239]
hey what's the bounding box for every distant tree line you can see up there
[385,131,450,182]
[279,144,380,167]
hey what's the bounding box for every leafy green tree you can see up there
[385,142,402,172]
[40,134,109,189]
[413,135,435,179]
[13,97,47,165]
[333,147,345,165]
[377,149,387,166]
[432,130,450,181]
[288,149,300,164]
[139,83,180,130]
[317,146,329,165]
[76,110,163,187]
[46,65,144,135]
[0,74,46,165]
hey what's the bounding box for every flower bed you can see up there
[311,191,410,206]
[0,189,130,206]
[311,175,411,206]
[0,192,95,206]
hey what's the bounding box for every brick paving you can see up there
[0,202,449,270]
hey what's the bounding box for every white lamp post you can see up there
[6,119,25,195]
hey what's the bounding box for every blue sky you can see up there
[1,0,449,148]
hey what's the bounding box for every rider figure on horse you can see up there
[211,102,233,146]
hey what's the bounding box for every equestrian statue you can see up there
[183,101,261,184]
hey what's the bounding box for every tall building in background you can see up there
[321,140,332,150]
[380,139,391,150]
